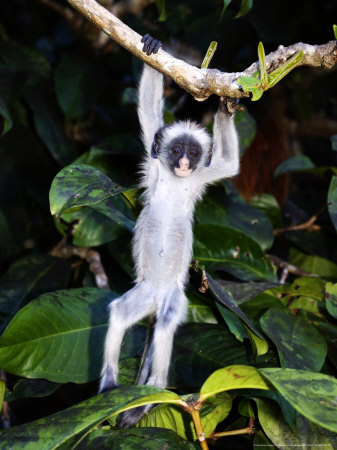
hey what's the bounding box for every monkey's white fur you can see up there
[99,64,239,427]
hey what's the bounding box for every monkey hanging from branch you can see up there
[99,34,240,428]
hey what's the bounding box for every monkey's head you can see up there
[151,121,212,177]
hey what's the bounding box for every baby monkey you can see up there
[100,35,240,427]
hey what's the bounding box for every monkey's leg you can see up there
[119,287,187,428]
[99,282,155,393]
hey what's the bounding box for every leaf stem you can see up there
[191,409,209,450]
[212,418,255,439]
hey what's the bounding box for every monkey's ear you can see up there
[151,140,159,159]
[205,144,213,167]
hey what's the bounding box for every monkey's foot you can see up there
[119,404,153,428]
[98,367,119,394]
[141,34,162,55]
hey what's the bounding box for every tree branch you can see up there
[65,0,337,100]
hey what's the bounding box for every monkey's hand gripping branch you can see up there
[65,0,337,101]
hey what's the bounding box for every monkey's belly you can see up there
[142,226,190,286]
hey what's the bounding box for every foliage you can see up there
[0,0,337,448]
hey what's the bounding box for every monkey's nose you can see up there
[179,156,190,170]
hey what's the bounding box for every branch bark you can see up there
[66,0,337,100]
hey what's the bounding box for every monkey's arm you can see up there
[138,64,164,155]
[200,100,240,183]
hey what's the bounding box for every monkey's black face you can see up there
[165,134,202,177]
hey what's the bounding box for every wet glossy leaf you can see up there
[260,308,327,371]
[207,274,266,342]
[173,323,255,387]
[0,386,173,449]
[49,164,123,217]
[261,368,337,432]
[200,365,271,399]
[195,189,274,251]
[193,224,277,282]
[80,427,198,449]
[274,155,315,178]
[0,288,146,383]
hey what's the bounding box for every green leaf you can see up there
[186,289,218,324]
[155,0,167,21]
[235,0,253,18]
[49,164,123,216]
[55,58,104,120]
[245,326,269,357]
[24,88,78,166]
[193,224,277,282]
[274,155,315,178]
[255,398,302,448]
[200,365,271,399]
[0,255,71,327]
[195,188,274,251]
[288,247,337,279]
[0,386,174,449]
[236,75,264,101]
[0,288,146,383]
[267,50,303,89]
[219,0,232,22]
[260,308,327,371]
[333,24,337,39]
[261,368,337,432]
[201,41,218,69]
[5,379,60,402]
[258,42,267,87]
[234,105,256,153]
[0,96,12,135]
[325,283,337,319]
[216,302,248,342]
[328,175,337,231]
[173,324,256,387]
[207,274,266,341]
[79,428,198,449]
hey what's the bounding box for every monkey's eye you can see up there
[172,147,182,155]
[189,150,199,157]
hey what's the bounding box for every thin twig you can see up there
[267,254,318,284]
[50,238,110,289]
[274,206,326,235]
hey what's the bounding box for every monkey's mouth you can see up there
[175,168,192,177]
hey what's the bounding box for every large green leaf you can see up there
[49,164,123,217]
[0,288,146,383]
[200,365,271,399]
[0,255,71,328]
[193,224,276,282]
[55,58,104,120]
[195,187,274,251]
[5,378,60,402]
[25,88,78,166]
[186,289,218,324]
[261,368,337,432]
[0,386,176,449]
[172,323,255,387]
[79,428,198,449]
[260,308,327,371]
[207,274,266,341]
[288,248,337,279]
